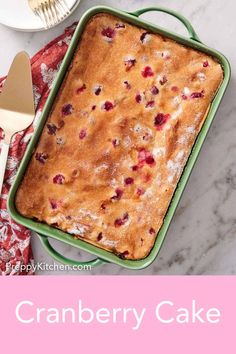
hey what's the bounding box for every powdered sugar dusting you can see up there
[152,147,165,157]
[183,87,190,96]
[167,150,186,183]
[173,96,182,107]
[171,106,183,120]
[197,72,206,81]
[124,54,135,62]
[133,124,142,133]
[67,223,88,236]
[79,209,98,220]
[141,55,149,62]
[110,178,118,187]
[143,187,154,198]
[49,215,65,224]
[141,33,151,44]
[186,126,195,134]
[123,136,132,147]
[95,164,108,173]
[155,50,171,59]
[195,112,202,122]
[162,50,171,59]
[101,238,118,247]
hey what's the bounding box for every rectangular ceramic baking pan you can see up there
[7,5,230,270]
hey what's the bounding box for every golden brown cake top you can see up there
[16,13,223,260]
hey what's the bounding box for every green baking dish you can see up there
[7,5,230,270]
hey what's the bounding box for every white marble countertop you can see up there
[1,0,235,275]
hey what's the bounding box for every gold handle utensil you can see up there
[0,52,35,195]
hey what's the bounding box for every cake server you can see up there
[0,51,34,195]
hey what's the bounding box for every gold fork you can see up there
[28,0,70,29]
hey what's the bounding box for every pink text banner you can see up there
[0,276,235,353]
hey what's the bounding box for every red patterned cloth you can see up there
[0,23,77,275]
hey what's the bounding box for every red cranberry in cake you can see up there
[137,149,146,168]
[119,250,129,259]
[124,80,131,89]
[171,86,179,92]
[97,232,103,241]
[145,100,155,108]
[76,83,86,94]
[132,165,139,171]
[138,148,147,160]
[101,27,115,39]
[149,227,155,234]
[114,218,123,227]
[140,32,150,43]
[124,58,136,71]
[125,177,134,185]
[136,187,145,196]
[93,85,102,96]
[203,60,209,67]
[79,129,87,139]
[92,105,96,111]
[35,152,48,164]
[161,51,171,60]
[102,101,114,111]
[115,23,125,29]
[115,188,123,200]
[100,202,106,210]
[123,212,129,222]
[140,32,147,42]
[159,75,167,85]
[190,90,204,99]
[142,66,154,78]
[53,174,65,184]
[111,188,123,201]
[135,93,142,103]
[142,132,152,141]
[112,138,119,147]
[154,113,170,130]
[151,85,159,95]
[50,200,58,210]
[145,155,155,165]
[133,149,149,170]
[182,94,188,100]
[138,148,155,167]
[114,212,129,227]
[47,123,57,135]
[61,103,73,116]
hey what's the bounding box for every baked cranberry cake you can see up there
[16,13,223,260]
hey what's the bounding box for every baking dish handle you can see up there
[37,234,107,268]
[131,7,201,42]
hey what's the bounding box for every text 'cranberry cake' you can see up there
[16,13,223,260]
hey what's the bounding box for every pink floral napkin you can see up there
[0,23,77,275]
